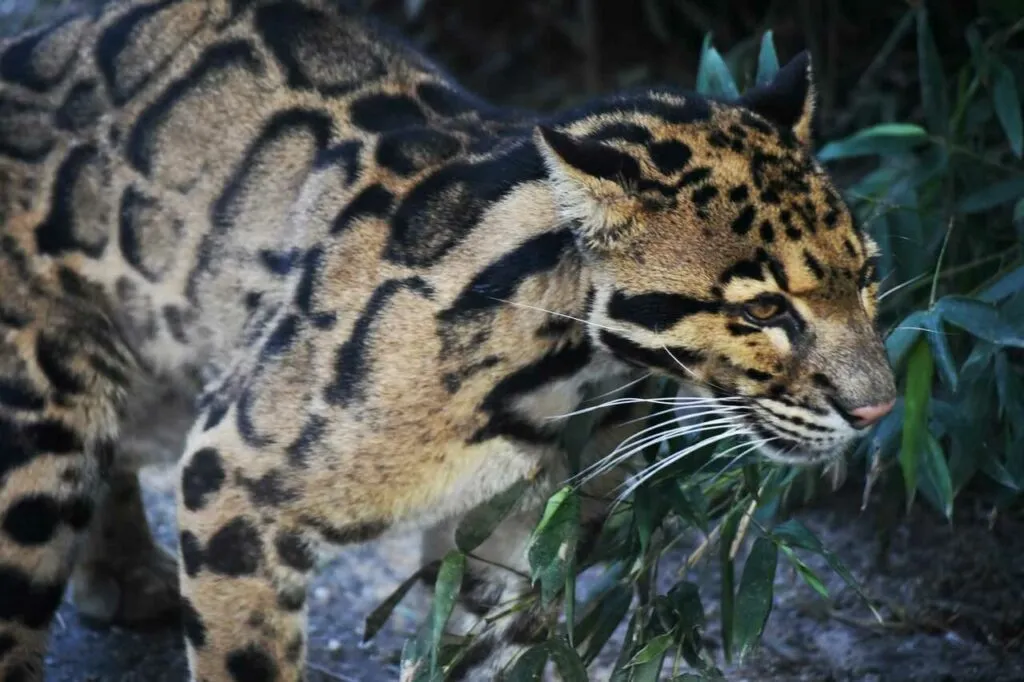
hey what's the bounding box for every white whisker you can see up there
[613,428,747,502]
[620,432,759,496]
[548,395,745,422]
[583,372,653,402]
[705,438,778,485]
[573,412,744,484]
[486,297,632,335]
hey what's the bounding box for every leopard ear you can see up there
[534,125,647,251]
[738,50,816,146]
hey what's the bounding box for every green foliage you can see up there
[842,7,1024,520]
[366,7,1024,679]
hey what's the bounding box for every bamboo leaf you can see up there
[697,42,740,99]
[455,480,530,553]
[916,6,949,135]
[528,486,581,606]
[900,338,934,511]
[992,61,1023,158]
[755,31,780,87]
[733,538,778,660]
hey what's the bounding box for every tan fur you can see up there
[0,2,894,680]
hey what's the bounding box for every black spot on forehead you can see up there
[692,185,718,207]
[728,185,749,203]
[731,205,756,235]
[648,140,691,176]
[678,166,711,187]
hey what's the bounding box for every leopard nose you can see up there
[850,399,896,428]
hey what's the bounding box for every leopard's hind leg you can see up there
[0,253,136,680]
[69,379,196,629]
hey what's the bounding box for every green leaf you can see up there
[626,631,674,667]
[935,295,1024,347]
[399,553,465,682]
[755,31,779,87]
[625,632,673,681]
[667,483,709,532]
[363,562,438,643]
[504,645,549,681]
[634,485,655,556]
[610,610,643,682]
[429,551,465,673]
[667,581,705,632]
[885,310,928,369]
[965,24,988,77]
[956,177,1024,215]
[980,452,1021,492]
[398,636,438,682]
[528,486,581,606]
[772,521,881,619]
[579,583,633,665]
[900,338,934,511]
[918,432,954,520]
[916,7,949,135]
[978,264,1024,303]
[780,547,830,599]
[696,43,740,99]
[455,479,529,553]
[547,637,588,682]
[718,510,741,663]
[732,537,778,660]
[924,312,958,391]
[816,123,929,161]
[771,519,823,552]
[992,61,1023,158]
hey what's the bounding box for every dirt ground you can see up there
[39,463,1024,682]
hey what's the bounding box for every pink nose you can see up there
[850,399,896,428]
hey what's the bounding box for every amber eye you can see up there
[742,296,789,324]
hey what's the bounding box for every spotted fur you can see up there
[0,1,895,680]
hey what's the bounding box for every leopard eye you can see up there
[742,295,789,324]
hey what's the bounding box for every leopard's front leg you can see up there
[417,391,651,681]
[176,439,319,682]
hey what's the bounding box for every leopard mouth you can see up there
[742,408,853,466]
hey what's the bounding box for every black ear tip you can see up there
[780,49,813,82]
[535,125,575,157]
[536,124,561,143]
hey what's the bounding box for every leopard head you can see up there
[536,52,897,464]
